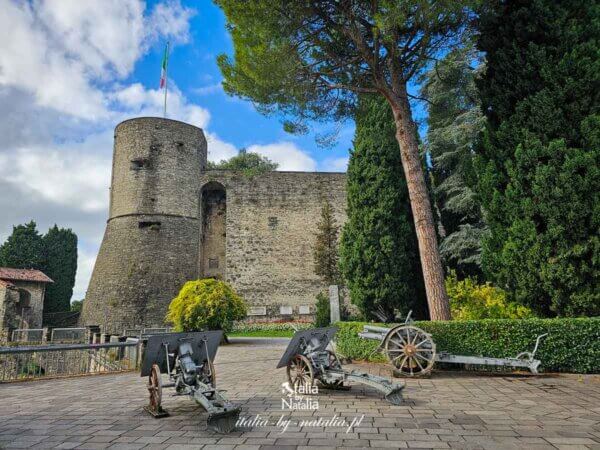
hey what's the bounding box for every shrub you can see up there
[166,279,247,332]
[445,271,534,320]
[334,318,600,373]
[315,292,330,327]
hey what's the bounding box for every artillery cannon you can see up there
[359,312,547,376]
[141,331,240,433]
[277,327,404,405]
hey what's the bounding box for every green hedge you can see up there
[334,318,600,374]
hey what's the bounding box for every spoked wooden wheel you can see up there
[201,360,217,388]
[384,325,436,377]
[287,354,314,388]
[147,364,163,411]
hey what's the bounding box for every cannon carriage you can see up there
[359,312,547,376]
[141,331,240,433]
[277,327,405,405]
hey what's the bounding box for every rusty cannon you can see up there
[277,327,405,405]
[141,331,240,433]
[359,312,547,377]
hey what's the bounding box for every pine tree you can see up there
[420,42,487,278]
[214,0,480,319]
[43,226,78,313]
[476,0,600,316]
[313,200,341,285]
[0,221,46,270]
[340,95,427,321]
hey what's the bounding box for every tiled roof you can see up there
[0,268,53,283]
[0,279,14,288]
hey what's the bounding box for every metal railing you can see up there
[50,327,87,343]
[123,327,172,339]
[0,341,141,382]
[11,328,44,343]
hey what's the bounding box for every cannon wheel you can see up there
[287,354,314,388]
[384,325,436,377]
[201,360,217,388]
[145,363,168,416]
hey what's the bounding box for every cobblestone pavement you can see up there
[1,337,599,450]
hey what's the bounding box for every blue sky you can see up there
[0,0,428,301]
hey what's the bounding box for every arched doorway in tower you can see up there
[200,181,226,279]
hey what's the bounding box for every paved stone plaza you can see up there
[1,338,599,450]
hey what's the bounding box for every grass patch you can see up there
[227,329,294,338]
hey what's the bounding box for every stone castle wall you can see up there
[80,117,347,332]
[200,170,347,319]
[80,118,206,333]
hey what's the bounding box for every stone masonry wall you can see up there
[80,118,206,333]
[200,170,347,319]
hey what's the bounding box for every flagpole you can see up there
[163,41,170,118]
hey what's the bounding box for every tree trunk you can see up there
[388,90,451,321]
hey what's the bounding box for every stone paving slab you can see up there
[1,337,599,449]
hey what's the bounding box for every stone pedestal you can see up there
[329,285,341,323]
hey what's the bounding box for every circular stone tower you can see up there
[80,117,206,333]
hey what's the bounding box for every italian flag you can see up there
[159,43,169,89]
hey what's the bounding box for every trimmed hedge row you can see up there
[334,318,600,374]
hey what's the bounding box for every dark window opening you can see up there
[208,258,219,269]
[130,158,149,170]
[139,221,161,230]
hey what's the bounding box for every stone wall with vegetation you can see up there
[200,170,347,319]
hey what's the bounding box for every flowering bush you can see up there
[166,279,247,332]
[446,271,534,320]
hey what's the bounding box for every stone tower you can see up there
[80,117,206,333]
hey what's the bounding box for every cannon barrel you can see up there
[358,331,386,341]
[363,325,392,334]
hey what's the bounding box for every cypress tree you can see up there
[0,221,46,270]
[313,200,341,286]
[421,42,487,279]
[340,95,427,321]
[476,0,600,316]
[43,226,78,313]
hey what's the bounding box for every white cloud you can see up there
[146,0,195,47]
[0,1,108,120]
[0,0,194,120]
[111,83,211,128]
[321,156,349,172]
[246,142,317,171]
[0,134,113,213]
[206,132,238,162]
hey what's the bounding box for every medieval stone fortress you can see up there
[79,117,347,333]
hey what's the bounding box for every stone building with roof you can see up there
[0,268,53,342]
